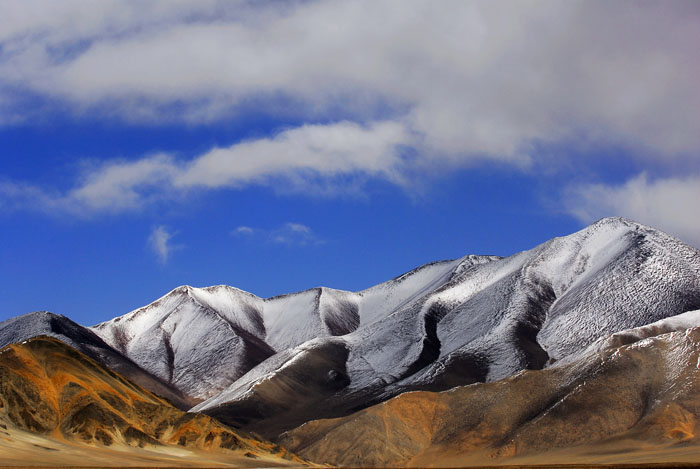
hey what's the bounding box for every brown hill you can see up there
[0,336,306,466]
[280,326,700,467]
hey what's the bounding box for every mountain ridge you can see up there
[90,252,498,402]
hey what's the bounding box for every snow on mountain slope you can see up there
[92,286,274,400]
[193,218,700,437]
[354,258,478,325]
[90,256,489,401]
[558,308,700,366]
[389,218,700,392]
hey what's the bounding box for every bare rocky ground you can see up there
[0,337,307,467]
[280,326,700,467]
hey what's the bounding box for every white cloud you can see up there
[174,120,409,188]
[148,225,178,264]
[1,0,699,163]
[1,153,178,215]
[232,222,322,246]
[0,120,408,215]
[564,173,700,248]
[69,153,178,211]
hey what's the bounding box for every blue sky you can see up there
[1,1,699,325]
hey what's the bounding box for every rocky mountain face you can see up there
[280,311,700,467]
[0,336,304,467]
[0,311,192,409]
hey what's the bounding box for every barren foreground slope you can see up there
[0,336,305,467]
[281,323,700,467]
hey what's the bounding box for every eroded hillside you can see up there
[0,336,306,467]
[281,322,700,467]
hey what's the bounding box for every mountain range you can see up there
[281,309,700,466]
[2,216,700,466]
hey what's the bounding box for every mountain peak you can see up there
[2,310,65,323]
[594,215,637,225]
[585,216,666,237]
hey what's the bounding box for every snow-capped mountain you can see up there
[91,255,498,401]
[189,218,700,436]
[79,217,700,437]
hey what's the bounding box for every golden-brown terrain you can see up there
[0,336,306,467]
[280,327,700,467]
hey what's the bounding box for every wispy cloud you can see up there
[233,226,254,235]
[564,173,700,248]
[148,225,179,264]
[233,222,322,246]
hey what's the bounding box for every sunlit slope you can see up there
[0,311,192,409]
[0,336,305,466]
[281,320,700,467]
